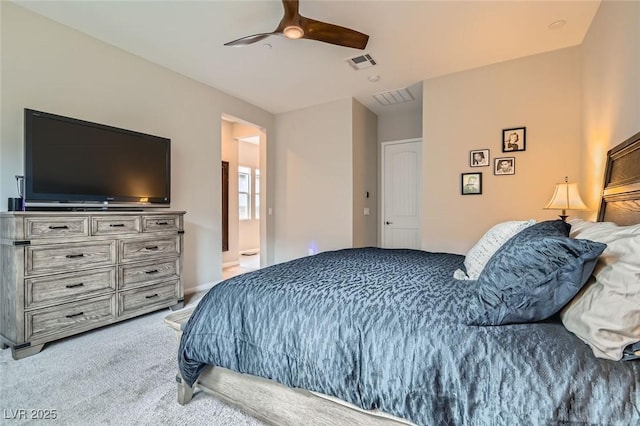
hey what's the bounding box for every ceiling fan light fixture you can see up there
[283,25,304,39]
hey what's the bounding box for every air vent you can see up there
[346,53,377,70]
[373,88,415,106]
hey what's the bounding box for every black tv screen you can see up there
[24,109,170,208]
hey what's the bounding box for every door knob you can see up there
[385,221,393,225]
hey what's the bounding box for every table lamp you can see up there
[544,177,588,221]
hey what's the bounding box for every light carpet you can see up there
[0,308,264,426]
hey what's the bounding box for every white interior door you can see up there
[382,140,422,249]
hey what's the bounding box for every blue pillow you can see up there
[466,220,606,325]
[516,218,570,238]
[622,342,640,361]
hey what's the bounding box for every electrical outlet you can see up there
[308,248,314,256]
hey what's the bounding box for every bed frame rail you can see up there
[164,308,413,426]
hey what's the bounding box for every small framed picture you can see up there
[502,127,526,152]
[494,157,515,175]
[461,172,482,195]
[470,149,490,167]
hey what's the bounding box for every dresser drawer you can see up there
[91,216,141,236]
[119,236,180,263]
[25,295,116,342]
[118,280,179,317]
[25,217,89,239]
[26,241,117,275]
[25,268,116,309]
[119,258,180,290]
[142,215,180,232]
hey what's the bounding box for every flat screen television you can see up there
[24,108,170,209]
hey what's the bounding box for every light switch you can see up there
[364,208,370,216]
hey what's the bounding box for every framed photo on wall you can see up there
[470,149,490,167]
[502,127,526,152]
[494,157,515,175]
[461,172,482,195]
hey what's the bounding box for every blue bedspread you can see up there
[178,248,640,425]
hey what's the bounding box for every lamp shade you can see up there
[544,182,588,211]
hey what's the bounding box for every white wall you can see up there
[580,0,640,215]
[352,99,378,247]
[273,99,353,262]
[378,108,422,143]
[6,1,634,280]
[0,3,274,292]
[422,47,582,254]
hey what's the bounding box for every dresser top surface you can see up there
[1,210,186,217]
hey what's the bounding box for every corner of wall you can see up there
[579,0,640,219]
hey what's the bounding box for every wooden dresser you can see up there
[0,210,185,359]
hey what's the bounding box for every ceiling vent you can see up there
[346,53,377,70]
[373,88,415,106]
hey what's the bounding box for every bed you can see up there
[166,132,640,425]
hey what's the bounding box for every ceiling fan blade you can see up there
[299,16,369,50]
[224,32,274,47]
[224,1,369,50]
[275,0,301,33]
[225,1,296,46]
[281,0,300,21]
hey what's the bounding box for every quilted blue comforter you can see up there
[178,248,640,425]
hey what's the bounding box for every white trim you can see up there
[380,137,422,145]
[240,248,260,255]
[184,281,219,295]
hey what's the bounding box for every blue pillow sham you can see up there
[466,220,606,326]
[515,218,570,239]
[622,342,640,361]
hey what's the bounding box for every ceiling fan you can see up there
[224,0,369,50]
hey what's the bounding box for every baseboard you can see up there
[240,248,260,255]
[184,281,220,295]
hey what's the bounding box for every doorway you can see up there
[381,138,423,249]
[221,115,265,279]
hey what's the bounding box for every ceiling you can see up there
[14,0,601,116]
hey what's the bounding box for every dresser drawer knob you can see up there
[49,225,69,230]
[145,269,159,274]
[65,312,84,318]
[65,253,85,259]
[145,293,159,299]
[65,283,85,289]
[144,246,159,251]
[109,223,125,227]
[156,221,169,225]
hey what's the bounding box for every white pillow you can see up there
[561,219,640,360]
[455,219,536,280]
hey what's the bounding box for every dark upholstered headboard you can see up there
[597,131,640,225]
